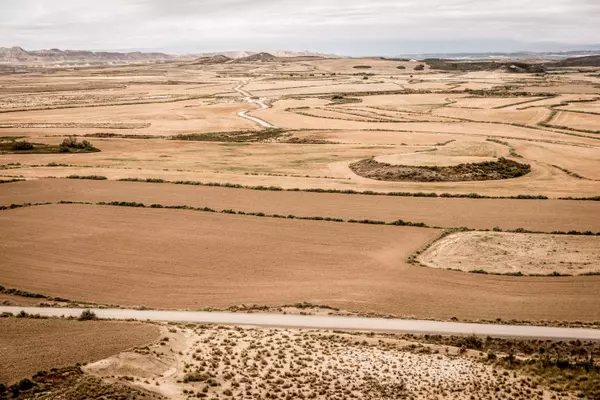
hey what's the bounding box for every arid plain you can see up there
[1,55,600,399]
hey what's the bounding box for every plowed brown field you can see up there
[0,318,160,384]
[2,179,599,232]
[1,204,599,322]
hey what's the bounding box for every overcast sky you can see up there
[1,0,599,55]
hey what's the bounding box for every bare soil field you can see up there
[0,318,160,384]
[2,179,600,232]
[1,204,600,322]
[418,231,600,275]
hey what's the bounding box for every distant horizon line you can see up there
[2,45,600,58]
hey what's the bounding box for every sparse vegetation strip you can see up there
[486,138,523,158]
[66,175,108,180]
[0,284,71,303]
[114,177,557,200]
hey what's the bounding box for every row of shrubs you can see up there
[4,200,600,237]
[66,175,107,180]
[0,284,71,302]
[468,269,600,277]
[92,200,431,228]
[116,177,553,200]
[7,137,100,153]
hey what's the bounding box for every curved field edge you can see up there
[2,203,600,323]
[412,230,600,277]
[2,179,600,233]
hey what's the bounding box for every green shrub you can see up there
[18,379,35,391]
[59,136,99,152]
[11,140,34,151]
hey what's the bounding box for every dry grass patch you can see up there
[418,231,600,275]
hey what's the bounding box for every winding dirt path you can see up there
[234,80,276,128]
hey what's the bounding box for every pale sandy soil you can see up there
[1,204,599,322]
[0,318,160,384]
[433,107,550,125]
[375,140,500,166]
[549,110,600,131]
[0,100,256,136]
[418,231,600,275]
[515,141,600,180]
[84,324,571,400]
[558,100,600,113]
[2,179,600,233]
[448,96,545,109]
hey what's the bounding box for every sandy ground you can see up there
[1,204,599,322]
[550,110,600,131]
[0,318,160,384]
[418,231,600,275]
[84,324,570,400]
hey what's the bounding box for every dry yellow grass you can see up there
[418,231,600,275]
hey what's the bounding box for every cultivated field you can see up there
[1,204,600,322]
[0,317,159,384]
[1,54,600,400]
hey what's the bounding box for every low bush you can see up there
[58,136,99,152]
[78,309,98,321]
[66,175,107,180]
[11,140,34,151]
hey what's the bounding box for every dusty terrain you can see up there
[418,231,600,275]
[82,323,578,400]
[0,317,160,384]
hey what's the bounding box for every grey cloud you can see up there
[0,0,598,55]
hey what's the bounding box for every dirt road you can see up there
[234,81,276,128]
[2,306,599,340]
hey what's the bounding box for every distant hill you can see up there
[0,47,340,66]
[190,55,232,65]
[0,46,182,65]
[232,52,278,63]
[199,50,338,59]
[551,55,600,67]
